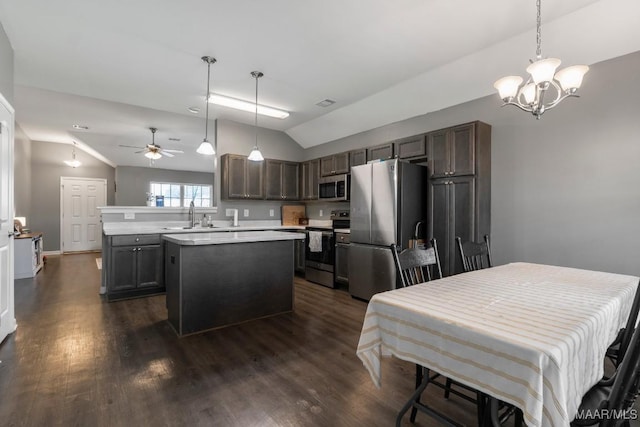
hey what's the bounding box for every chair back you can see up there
[391,239,442,287]
[456,235,492,272]
[603,324,640,427]
[616,283,640,366]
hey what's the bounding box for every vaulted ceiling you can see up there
[1,0,639,172]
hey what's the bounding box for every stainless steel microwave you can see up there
[318,174,350,201]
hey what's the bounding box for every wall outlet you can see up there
[319,209,323,217]
[124,212,135,220]
[243,209,249,217]
[225,208,235,216]
[269,209,274,217]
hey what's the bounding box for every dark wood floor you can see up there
[0,253,486,426]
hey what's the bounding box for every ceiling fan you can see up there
[119,127,184,159]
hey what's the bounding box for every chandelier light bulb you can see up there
[196,140,215,155]
[493,76,524,101]
[554,65,589,92]
[521,83,537,105]
[526,57,561,85]
[145,151,162,160]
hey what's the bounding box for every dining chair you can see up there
[456,235,493,272]
[391,241,483,426]
[390,239,442,287]
[606,283,640,368]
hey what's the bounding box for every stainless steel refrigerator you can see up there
[349,159,426,300]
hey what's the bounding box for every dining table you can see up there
[356,262,639,427]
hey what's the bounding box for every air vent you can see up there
[168,138,181,142]
[72,124,89,130]
[316,99,336,107]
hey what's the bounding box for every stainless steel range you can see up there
[305,210,349,288]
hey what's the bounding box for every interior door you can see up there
[0,96,17,345]
[61,177,106,252]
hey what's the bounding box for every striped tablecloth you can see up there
[356,262,639,427]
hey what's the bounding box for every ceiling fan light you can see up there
[494,76,523,100]
[145,151,162,160]
[64,159,81,168]
[248,147,264,162]
[555,65,589,92]
[526,57,561,85]
[196,140,215,155]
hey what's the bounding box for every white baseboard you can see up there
[43,250,61,256]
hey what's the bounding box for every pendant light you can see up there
[196,56,217,155]
[248,71,264,162]
[493,0,589,119]
[64,141,81,168]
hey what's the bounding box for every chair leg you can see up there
[410,364,422,422]
[444,377,452,399]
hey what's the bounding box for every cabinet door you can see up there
[349,149,367,169]
[334,152,349,174]
[137,245,163,288]
[397,135,426,159]
[449,177,475,275]
[451,124,475,176]
[246,159,264,199]
[265,160,284,200]
[110,246,137,290]
[302,159,319,200]
[367,143,394,161]
[320,156,335,176]
[226,155,248,198]
[428,180,451,275]
[282,162,299,200]
[427,130,450,178]
[294,238,306,273]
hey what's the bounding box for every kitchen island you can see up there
[163,230,305,336]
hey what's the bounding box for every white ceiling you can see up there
[1,0,639,172]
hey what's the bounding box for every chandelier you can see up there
[493,0,589,119]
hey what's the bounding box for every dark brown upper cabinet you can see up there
[320,152,349,177]
[349,149,367,170]
[221,154,265,200]
[396,134,427,160]
[300,159,319,200]
[427,123,478,178]
[366,143,394,161]
[265,159,300,200]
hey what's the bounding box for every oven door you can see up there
[305,229,335,269]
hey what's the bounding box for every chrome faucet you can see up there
[189,201,196,228]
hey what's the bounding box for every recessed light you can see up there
[316,99,336,107]
[72,124,89,130]
[188,107,200,114]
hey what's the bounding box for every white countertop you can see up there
[102,221,305,236]
[334,228,350,233]
[162,230,305,246]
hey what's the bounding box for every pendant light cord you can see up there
[204,59,212,142]
[254,74,258,148]
[535,0,542,59]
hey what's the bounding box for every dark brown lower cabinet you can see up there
[428,177,476,277]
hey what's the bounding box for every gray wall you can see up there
[13,124,31,221]
[0,22,13,105]
[115,166,214,206]
[308,51,640,276]
[30,141,115,251]
[206,119,307,222]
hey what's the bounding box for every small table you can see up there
[356,262,639,427]
[14,232,44,279]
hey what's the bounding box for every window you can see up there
[150,182,212,207]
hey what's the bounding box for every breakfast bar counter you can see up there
[163,231,304,336]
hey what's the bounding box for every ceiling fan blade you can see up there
[162,152,175,158]
[134,149,147,154]
[119,144,146,149]
[162,149,184,153]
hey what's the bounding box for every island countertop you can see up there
[162,230,305,246]
[102,221,305,236]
